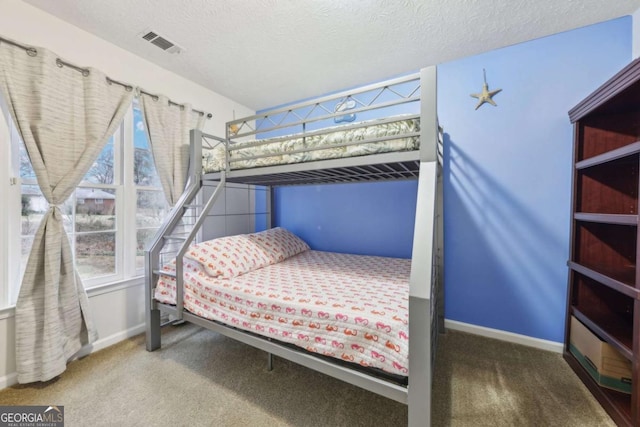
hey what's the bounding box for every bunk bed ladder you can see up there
[145,130,227,351]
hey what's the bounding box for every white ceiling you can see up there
[24,0,640,110]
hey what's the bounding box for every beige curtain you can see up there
[139,93,205,205]
[0,40,134,383]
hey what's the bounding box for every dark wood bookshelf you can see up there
[574,213,638,226]
[574,222,637,285]
[566,57,640,426]
[575,141,640,170]
[572,308,633,361]
[565,352,632,427]
[568,262,639,299]
[575,157,638,215]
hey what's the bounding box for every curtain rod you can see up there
[137,90,212,118]
[0,35,212,119]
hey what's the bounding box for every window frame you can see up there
[0,104,12,308]
[1,102,167,308]
[2,101,24,308]
[129,103,168,274]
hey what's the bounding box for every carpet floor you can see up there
[0,325,614,426]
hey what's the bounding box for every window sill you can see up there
[0,305,14,320]
[86,275,145,298]
[0,275,146,319]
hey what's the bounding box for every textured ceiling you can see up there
[24,0,640,110]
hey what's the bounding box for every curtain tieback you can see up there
[48,204,65,221]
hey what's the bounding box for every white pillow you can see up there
[247,227,309,262]
[184,234,273,278]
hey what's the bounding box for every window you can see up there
[0,98,15,308]
[2,101,168,307]
[132,106,168,270]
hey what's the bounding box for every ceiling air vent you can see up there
[139,29,183,54]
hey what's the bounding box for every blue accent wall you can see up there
[438,17,631,343]
[274,180,417,258]
[269,17,632,343]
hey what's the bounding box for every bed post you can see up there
[267,185,273,229]
[145,247,161,351]
[408,65,438,427]
[266,184,274,369]
[436,144,445,334]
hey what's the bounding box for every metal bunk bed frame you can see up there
[145,65,443,427]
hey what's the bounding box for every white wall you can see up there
[0,0,254,388]
[202,181,269,242]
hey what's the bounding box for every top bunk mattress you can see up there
[203,116,420,174]
[155,249,410,377]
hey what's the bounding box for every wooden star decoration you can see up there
[470,69,502,110]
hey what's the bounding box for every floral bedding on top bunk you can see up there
[155,227,410,377]
[202,116,420,173]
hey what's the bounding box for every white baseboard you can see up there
[445,319,564,353]
[73,322,146,360]
[1,319,562,389]
[0,322,146,390]
[0,372,17,390]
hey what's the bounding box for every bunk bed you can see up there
[145,66,443,427]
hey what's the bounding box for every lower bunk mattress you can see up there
[202,116,420,173]
[155,250,410,377]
